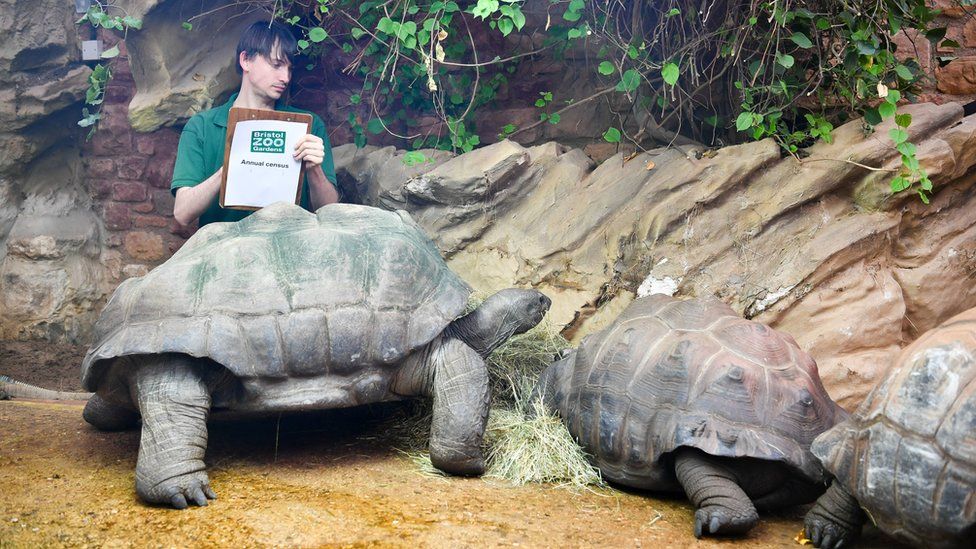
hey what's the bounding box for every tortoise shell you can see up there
[549,294,844,489]
[812,307,976,548]
[81,203,471,396]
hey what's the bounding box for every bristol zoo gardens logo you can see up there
[251,131,286,153]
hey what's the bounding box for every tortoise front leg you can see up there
[674,447,760,538]
[394,337,490,476]
[804,482,865,549]
[129,355,217,509]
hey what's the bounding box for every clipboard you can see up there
[219,107,313,210]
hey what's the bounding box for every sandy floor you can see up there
[0,396,906,549]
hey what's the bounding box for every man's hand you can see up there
[294,134,325,168]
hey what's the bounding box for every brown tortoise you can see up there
[531,294,846,538]
[805,306,976,549]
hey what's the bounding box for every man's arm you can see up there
[294,134,339,210]
[173,168,222,226]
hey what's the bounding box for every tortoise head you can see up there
[449,288,551,357]
[493,288,552,335]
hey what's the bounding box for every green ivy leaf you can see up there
[776,53,795,68]
[297,39,310,50]
[735,111,755,132]
[563,0,584,22]
[122,16,143,30]
[889,128,909,144]
[549,113,561,124]
[603,127,621,143]
[616,69,640,92]
[498,17,514,36]
[924,27,947,43]
[920,176,933,191]
[789,32,813,49]
[181,22,193,31]
[366,118,385,134]
[894,64,914,80]
[568,28,583,39]
[878,101,896,119]
[666,8,680,17]
[894,113,912,128]
[377,17,395,34]
[627,45,639,60]
[400,21,417,37]
[890,176,910,192]
[100,45,120,59]
[473,0,500,19]
[534,98,547,107]
[661,62,679,86]
[350,94,361,105]
[511,8,526,30]
[864,108,882,126]
[402,151,428,166]
[896,141,916,157]
[351,27,366,39]
[598,61,614,75]
[309,27,328,43]
[887,89,901,103]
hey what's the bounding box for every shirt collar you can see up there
[213,92,288,128]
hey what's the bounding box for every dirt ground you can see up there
[1,341,904,548]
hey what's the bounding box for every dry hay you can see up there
[385,313,602,489]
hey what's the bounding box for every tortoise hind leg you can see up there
[394,337,490,476]
[804,482,865,549]
[83,394,139,431]
[674,447,760,538]
[129,354,217,509]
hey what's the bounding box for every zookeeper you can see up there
[170,20,340,227]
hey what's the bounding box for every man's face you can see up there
[241,42,291,101]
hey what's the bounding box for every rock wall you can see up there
[84,36,195,280]
[0,0,107,342]
[333,102,976,410]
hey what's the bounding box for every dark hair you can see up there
[236,21,298,74]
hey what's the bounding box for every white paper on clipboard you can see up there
[223,119,307,208]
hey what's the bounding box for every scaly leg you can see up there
[674,447,760,538]
[394,337,490,476]
[804,482,865,549]
[129,355,217,509]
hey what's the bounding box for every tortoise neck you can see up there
[446,301,518,358]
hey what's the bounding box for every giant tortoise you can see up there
[805,306,976,549]
[531,294,845,538]
[81,202,550,509]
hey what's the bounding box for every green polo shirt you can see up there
[170,93,337,226]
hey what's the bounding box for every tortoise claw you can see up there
[692,506,758,538]
[170,493,188,510]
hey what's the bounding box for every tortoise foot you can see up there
[430,448,485,477]
[136,470,217,510]
[693,504,758,538]
[804,513,856,549]
[804,519,854,549]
